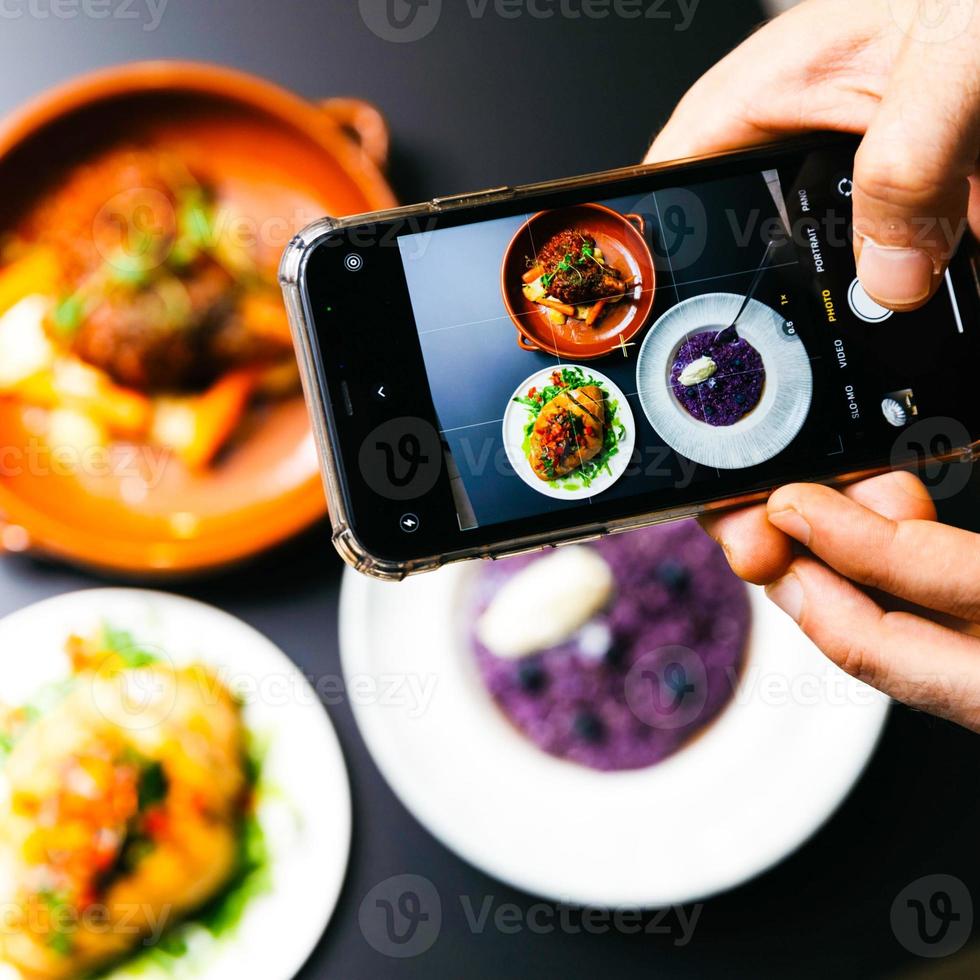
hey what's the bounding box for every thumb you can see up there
[853,8,980,311]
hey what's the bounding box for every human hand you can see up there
[646,0,980,727]
[753,472,980,733]
[645,0,980,310]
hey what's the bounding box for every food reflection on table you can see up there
[0,147,298,473]
[0,623,268,979]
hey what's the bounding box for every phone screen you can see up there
[303,137,980,564]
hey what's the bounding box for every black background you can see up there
[1,2,979,977]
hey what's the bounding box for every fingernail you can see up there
[856,241,935,307]
[768,508,811,546]
[766,574,804,624]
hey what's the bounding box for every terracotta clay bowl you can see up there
[0,61,396,576]
[501,203,656,360]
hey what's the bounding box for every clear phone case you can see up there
[280,151,980,581]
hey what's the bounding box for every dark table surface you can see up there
[2,2,980,977]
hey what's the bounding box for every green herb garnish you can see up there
[102,623,160,668]
[52,294,85,337]
[90,732,274,978]
[138,761,169,811]
[38,890,76,957]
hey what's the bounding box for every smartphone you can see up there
[281,135,980,580]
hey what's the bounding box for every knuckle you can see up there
[849,517,904,592]
[854,142,947,214]
[830,633,878,687]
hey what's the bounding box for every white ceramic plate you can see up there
[502,366,636,500]
[636,293,813,469]
[0,589,350,980]
[340,563,888,907]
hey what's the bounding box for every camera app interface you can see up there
[396,146,971,531]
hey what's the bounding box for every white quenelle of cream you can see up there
[475,546,615,659]
[678,356,717,387]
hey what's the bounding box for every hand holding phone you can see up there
[641,0,980,735]
[646,0,980,312]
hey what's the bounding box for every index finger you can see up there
[699,471,937,585]
[768,481,980,621]
[645,0,886,165]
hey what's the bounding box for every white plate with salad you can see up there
[0,589,350,980]
[502,365,635,500]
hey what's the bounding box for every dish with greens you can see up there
[0,590,350,980]
[0,147,297,473]
[503,366,635,501]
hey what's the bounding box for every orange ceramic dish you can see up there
[0,62,396,576]
[501,204,656,360]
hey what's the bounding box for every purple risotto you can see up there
[468,522,749,771]
[670,331,765,426]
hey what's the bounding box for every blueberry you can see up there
[733,358,744,370]
[734,392,746,405]
[605,638,629,669]
[657,559,690,594]
[664,663,696,699]
[704,403,715,416]
[516,661,547,694]
[573,711,605,743]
